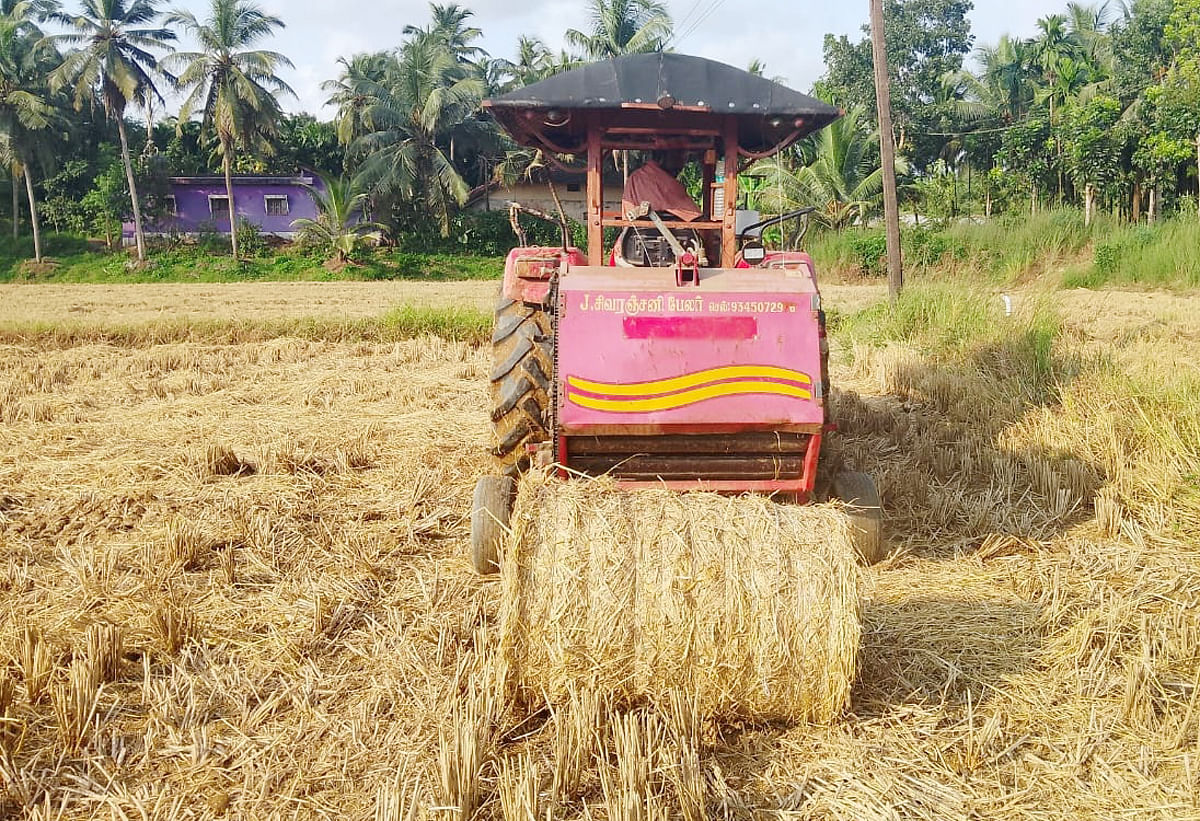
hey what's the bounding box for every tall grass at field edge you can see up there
[0,304,493,347]
[0,234,504,283]
[811,209,1200,290]
[1063,218,1200,289]
[809,209,1096,283]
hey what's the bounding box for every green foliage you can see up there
[848,231,889,276]
[1132,128,1193,191]
[818,0,975,171]
[907,223,967,265]
[752,107,903,230]
[235,219,266,256]
[1062,96,1124,196]
[836,280,1060,380]
[379,303,491,341]
[564,0,672,58]
[908,161,963,222]
[395,209,586,256]
[349,31,484,235]
[0,231,505,283]
[268,114,341,176]
[1166,0,1200,73]
[291,173,385,262]
[166,0,292,259]
[810,208,1096,281]
[997,114,1056,198]
[1110,0,1174,100]
[1067,216,1200,287]
[46,0,178,260]
[80,162,129,246]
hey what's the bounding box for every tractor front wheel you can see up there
[834,471,886,564]
[471,475,515,574]
[490,295,553,476]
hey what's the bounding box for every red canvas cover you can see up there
[621,162,702,222]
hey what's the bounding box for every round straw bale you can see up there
[499,475,861,723]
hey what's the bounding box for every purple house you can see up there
[125,172,324,242]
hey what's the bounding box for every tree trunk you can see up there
[223,147,239,260]
[117,118,147,262]
[1132,182,1141,223]
[11,170,19,239]
[1084,184,1095,226]
[1031,184,1037,217]
[985,187,992,218]
[869,0,903,302]
[1149,187,1158,223]
[143,97,156,159]
[23,165,41,264]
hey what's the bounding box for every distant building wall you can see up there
[470,180,624,224]
[124,174,323,240]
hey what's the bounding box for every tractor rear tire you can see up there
[471,475,515,574]
[490,295,553,476]
[834,471,886,565]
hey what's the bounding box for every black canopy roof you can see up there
[485,53,841,156]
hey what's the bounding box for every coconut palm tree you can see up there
[165,0,293,260]
[291,172,384,264]
[322,52,389,148]
[751,107,907,231]
[350,34,483,234]
[1066,1,1113,69]
[565,0,672,59]
[403,3,484,64]
[47,0,176,263]
[969,35,1039,122]
[508,35,552,86]
[0,2,62,263]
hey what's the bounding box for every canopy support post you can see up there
[721,116,740,268]
[587,123,603,265]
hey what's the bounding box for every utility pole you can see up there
[869,0,904,302]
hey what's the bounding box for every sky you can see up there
[159,0,1059,116]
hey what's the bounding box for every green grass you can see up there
[813,208,1198,290]
[1063,217,1200,289]
[8,210,1200,290]
[809,209,1100,285]
[831,281,1064,403]
[0,303,493,347]
[0,234,504,283]
[834,281,1057,352]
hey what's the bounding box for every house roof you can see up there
[168,175,315,186]
[485,53,841,154]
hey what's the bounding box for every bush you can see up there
[848,231,888,277]
[905,225,966,268]
[195,221,229,254]
[235,219,266,256]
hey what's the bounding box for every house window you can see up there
[567,183,581,192]
[163,194,178,215]
[208,195,230,216]
[264,194,289,216]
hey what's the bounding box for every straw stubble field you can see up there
[0,281,1198,820]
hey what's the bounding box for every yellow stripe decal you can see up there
[567,365,811,397]
[567,381,812,412]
